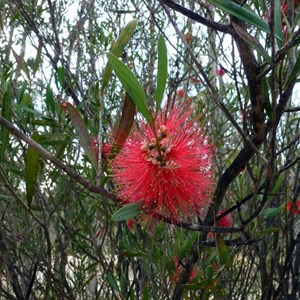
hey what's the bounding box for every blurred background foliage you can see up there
[0,0,299,299]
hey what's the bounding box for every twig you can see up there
[0,116,116,201]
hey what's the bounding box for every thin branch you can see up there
[152,213,240,233]
[200,237,261,247]
[160,0,233,34]
[0,116,116,201]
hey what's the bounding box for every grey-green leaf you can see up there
[155,34,168,114]
[112,203,141,222]
[66,103,98,170]
[207,0,273,36]
[107,53,153,125]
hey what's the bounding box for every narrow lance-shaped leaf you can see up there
[262,76,272,118]
[101,19,137,93]
[112,202,141,222]
[110,92,135,157]
[106,273,120,293]
[0,84,12,162]
[66,103,98,170]
[274,0,283,47]
[216,236,232,269]
[45,84,55,117]
[25,131,40,207]
[107,53,153,125]
[155,34,168,115]
[207,0,279,38]
[33,41,43,74]
[55,66,65,90]
[286,51,300,87]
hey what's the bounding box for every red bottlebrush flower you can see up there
[217,209,233,228]
[184,32,193,44]
[111,104,214,221]
[216,66,225,77]
[281,3,287,14]
[176,89,185,98]
[91,140,112,160]
[127,218,134,230]
[102,142,112,159]
[61,101,68,113]
[286,200,300,217]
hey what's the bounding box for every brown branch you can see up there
[152,213,240,233]
[160,0,233,34]
[284,106,300,112]
[0,116,116,201]
[200,237,261,247]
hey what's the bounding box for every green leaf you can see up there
[295,9,300,25]
[205,265,214,280]
[33,41,42,74]
[286,51,300,87]
[66,103,98,170]
[11,49,30,80]
[155,34,168,114]
[1,84,12,162]
[107,53,153,125]
[179,232,198,261]
[216,236,232,269]
[262,76,272,118]
[274,0,283,47]
[25,131,40,206]
[106,273,120,292]
[45,85,55,116]
[39,133,72,146]
[263,207,283,220]
[101,19,137,93]
[112,203,141,222]
[257,227,280,238]
[207,0,273,36]
[267,173,285,201]
[55,66,65,90]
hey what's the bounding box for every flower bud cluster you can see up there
[140,125,174,167]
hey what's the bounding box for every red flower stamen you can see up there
[111,104,214,222]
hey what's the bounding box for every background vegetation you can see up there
[0,0,299,299]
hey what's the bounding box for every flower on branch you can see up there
[111,104,214,222]
[217,209,233,228]
[286,200,300,217]
[216,66,225,77]
[176,89,185,98]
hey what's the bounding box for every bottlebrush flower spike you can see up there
[217,209,233,228]
[111,104,214,221]
[216,66,225,77]
[176,89,185,98]
[286,200,300,217]
[127,218,135,230]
